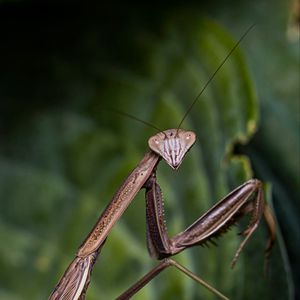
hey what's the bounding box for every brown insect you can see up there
[48,25,276,300]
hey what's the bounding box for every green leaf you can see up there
[0,3,296,300]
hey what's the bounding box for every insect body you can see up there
[49,129,275,300]
[49,25,276,300]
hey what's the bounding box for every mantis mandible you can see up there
[48,25,276,300]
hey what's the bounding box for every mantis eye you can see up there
[186,132,194,140]
[148,136,162,152]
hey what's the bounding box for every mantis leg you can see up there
[48,247,101,300]
[116,174,276,299]
[115,258,229,300]
[144,173,275,266]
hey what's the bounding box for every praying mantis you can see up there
[48,26,276,300]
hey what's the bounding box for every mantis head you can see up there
[148,129,196,170]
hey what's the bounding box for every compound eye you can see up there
[183,131,196,145]
[148,135,162,153]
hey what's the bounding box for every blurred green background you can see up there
[0,1,299,300]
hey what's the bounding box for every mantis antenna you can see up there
[105,108,163,132]
[105,108,168,137]
[176,23,256,133]
[108,24,256,137]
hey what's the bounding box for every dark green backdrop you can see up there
[0,1,299,299]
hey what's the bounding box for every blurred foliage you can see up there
[0,1,298,300]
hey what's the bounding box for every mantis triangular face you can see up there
[148,129,196,170]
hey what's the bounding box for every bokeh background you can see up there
[0,1,299,300]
